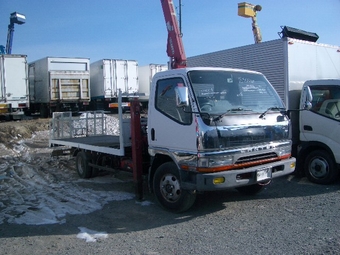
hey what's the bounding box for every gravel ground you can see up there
[0,118,339,255]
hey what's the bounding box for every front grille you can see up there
[235,152,277,164]
[221,135,267,147]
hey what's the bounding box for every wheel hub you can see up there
[310,158,328,178]
[160,174,181,202]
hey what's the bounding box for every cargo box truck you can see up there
[138,64,167,109]
[90,59,138,112]
[0,54,28,119]
[187,37,340,184]
[28,57,91,118]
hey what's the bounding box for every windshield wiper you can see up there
[259,107,286,119]
[213,108,251,122]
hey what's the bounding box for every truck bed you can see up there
[49,111,127,156]
[49,135,125,155]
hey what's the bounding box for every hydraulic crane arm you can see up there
[160,0,186,69]
[251,5,262,44]
[5,12,26,54]
[238,3,262,44]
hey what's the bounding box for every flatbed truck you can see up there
[49,67,297,212]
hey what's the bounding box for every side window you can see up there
[311,86,340,120]
[155,77,192,125]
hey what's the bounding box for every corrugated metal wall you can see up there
[187,39,287,103]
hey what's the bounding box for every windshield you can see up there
[188,70,284,115]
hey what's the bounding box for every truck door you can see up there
[148,75,197,152]
[300,85,340,162]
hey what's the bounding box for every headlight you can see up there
[197,154,233,172]
[277,144,291,157]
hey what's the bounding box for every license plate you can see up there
[256,167,272,181]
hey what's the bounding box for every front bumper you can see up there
[181,157,296,191]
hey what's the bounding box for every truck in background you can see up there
[0,54,29,119]
[28,57,91,118]
[138,63,167,109]
[90,59,139,113]
[187,37,340,184]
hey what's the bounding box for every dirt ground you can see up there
[0,118,50,147]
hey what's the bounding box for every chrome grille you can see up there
[235,152,277,164]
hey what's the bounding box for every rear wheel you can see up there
[304,150,338,184]
[76,151,92,178]
[153,162,196,213]
[40,104,49,118]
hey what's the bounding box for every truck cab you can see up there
[298,79,340,184]
[147,67,296,212]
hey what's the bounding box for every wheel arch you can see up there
[148,153,178,193]
[298,141,336,165]
[72,148,81,157]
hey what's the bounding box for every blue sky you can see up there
[1,0,339,66]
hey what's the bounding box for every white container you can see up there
[0,54,28,115]
[90,59,138,99]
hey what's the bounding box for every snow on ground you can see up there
[0,114,139,225]
[77,227,108,242]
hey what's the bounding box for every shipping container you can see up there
[90,59,138,112]
[138,64,167,108]
[0,54,28,119]
[187,37,340,110]
[28,57,90,117]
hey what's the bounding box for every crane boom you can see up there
[160,0,186,69]
[5,12,26,54]
[238,2,262,44]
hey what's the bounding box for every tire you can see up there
[40,104,49,118]
[153,162,196,213]
[76,151,92,178]
[236,183,265,195]
[304,150,338,184]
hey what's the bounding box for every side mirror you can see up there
[303,86,313,110]
[175,86,189,108]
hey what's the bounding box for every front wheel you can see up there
[304,150,338,184]
[153,162,196,213]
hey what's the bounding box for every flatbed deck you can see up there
[49,111,127,156]
[49,134,126,155]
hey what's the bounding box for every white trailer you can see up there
[138,64,167,108]
[28,57,91,117]
[188,37,340,184]
[187,37,340,110]
[90,59,138,112]
[0,54,28,119]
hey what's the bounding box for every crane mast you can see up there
[2,12,26,54]
[160,0,186,69]
[238,2,262,44]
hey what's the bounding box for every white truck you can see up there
[187,37,340,184]
[0,54,28,119]
[28,57,91,118]
[49,67,296,212]
[138,64,167,109]
[90,59,139,112]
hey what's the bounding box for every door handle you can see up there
[151,128,155,141]
[303,125,313,131]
